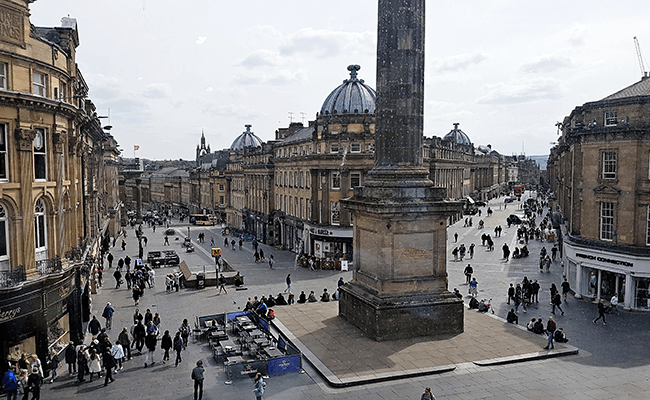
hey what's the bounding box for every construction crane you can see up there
[634,36,649,79]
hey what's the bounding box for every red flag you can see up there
[134,145,140,151]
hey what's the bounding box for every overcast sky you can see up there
[29,0,650,161]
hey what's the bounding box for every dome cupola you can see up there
[320,65,376,115]
[230,124,263,150]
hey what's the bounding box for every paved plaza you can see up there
[41,194,650,399]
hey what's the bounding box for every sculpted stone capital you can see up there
[53,131,66,154]
[68,136,80,157]
[15,128,36,152]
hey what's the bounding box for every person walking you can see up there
[507,283,515,305]
[102,349,115,387]
[27,367,42,400]
[593,299,607,325]
[144,321,158,367]
[107,252,114,269]
[164,235,169,245]
[259,248,265,262]
[133,320,146,353]
[463,264,473,284]
[76,347,88,383]
[268,254,274,269]
[253,372,265,400]
[113,269,122,289]
[218,274,227,294]
[46,350,59,383]
[285,274,291,293]
[179,319,191,350]
[469,278,478,297]
[454,232,458,243]
[191,360,205,400]
[551,292,564,315]
[561,278,571,302]
[111,340,124,371]
[2,366,19,400]
[160,330,172,364]
[421,387,436,400]
[468,243,475,259]
[173,331,184,366]
[64,341,76,375]
[502,243,510,261]
[118,327,132,361]
[543,316,556,350]
[102,303,115,331]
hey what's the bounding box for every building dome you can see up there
[230,124,263,150]
[320,65,376,115]
[443,123,472,145]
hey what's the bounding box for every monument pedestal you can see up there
[339,284,463,341]
[339,183,464,341]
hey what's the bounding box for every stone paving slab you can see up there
[272,301,578,387]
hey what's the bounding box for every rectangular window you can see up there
[604,111,618,126]
[647,206,650,246]
[331,172,341,189]
[0,62,7,90]
[307,199,311,220]
[600,202,614,241]
[350,172,360,188]
[350,143,361,153]
[316,144,321,154]
[300,198,304,219]
[0,124,6,180]
[219,196,224,205]
[219,184,224,191]
[330,143,339,153]
[34,128,46,180]
[33,71,47,97]
[603,151,616,179]
[331,201,340,225]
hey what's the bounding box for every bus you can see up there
[513,184,525,198]
[189,214,218,226]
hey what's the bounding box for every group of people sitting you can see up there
[505,315,569,343]
[468,296,493,313]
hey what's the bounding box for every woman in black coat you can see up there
[160,330,173,363]
[77,348,88,382]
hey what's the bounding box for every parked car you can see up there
[147,250,180,267]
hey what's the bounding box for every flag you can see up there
[134,145,140,151]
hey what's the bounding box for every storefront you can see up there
[0,267,82,374]
[304,223,353,261]
[564,241,649,311]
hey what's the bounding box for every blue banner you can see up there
[267,355,301,376]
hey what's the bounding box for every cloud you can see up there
[279,27,374,58]
[206,87,214,92]
[520,54,573,74]
[233,69,305,86]
[431,52,488,72]
[239,50,286,68]
[192,97,268,119]
[142,83,172,99]
[427,101,475,122]
[568,25,589,47]
[196,36,207,45]
[476,78,564,105]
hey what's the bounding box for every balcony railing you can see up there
[36,256,63,276]
[0,265,26,288]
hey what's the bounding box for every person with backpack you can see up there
[173,331,184,366]
[179,319,191,350]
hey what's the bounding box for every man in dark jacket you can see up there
[118,327,132,360]
[191,360,205,400]
[144,321,158,367]
[543,316,557,350]
[103,351,115,386]
[65,342,77,374]
[133,321,146,353]
[88,316,102,336]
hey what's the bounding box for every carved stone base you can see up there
[339,283,464,341]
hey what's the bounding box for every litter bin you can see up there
[197,273,205,290]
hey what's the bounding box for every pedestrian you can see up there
[268,254,274,269]
[144,321,158,367]
[161,330,172,364]
[2,366,19,400]
[210,237,215,247]
[502,243,510,261]
[113,269,122,289]
[164,235,169,245]
[179,319,191,350]
[107,252,114,269]
[543,316,556,350]
[64,341,76,375]
[218,274,228,294]
[469,278,478,297]
[149,268,156,288]
[143,236,148,246]
[421,387,436,400]
[231,239,236,249]
[224,238,229,248]
[551,292,564,315]
[259,248,265,261]
[463,264,473,284]
[89,315,102,336]
[507,283,515,304]
[132,285,141,306]
[133,321,146,353]
[280,274,290,294]
[102,302,115,331]
[593,299,607,325]
[124,255,132,271]
[46,350,59,383]
[469,243,475,259]
[454,232,458,243]
[308,257,314,271]
[532,280,540,303]
[253,372,265,400]
[191,360,205,400]
[76,347,87,383]
[254,250,260,263]
[561,278,571,302]
[118,327,132,361]
[121,239,126,251]
[87,350,102,382]
[173,331,183,366]
[27,367,42,399]
[102,349,115,387]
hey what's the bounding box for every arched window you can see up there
[0,204,9,270]
[35,198,47,261]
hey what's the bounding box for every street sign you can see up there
[212,248,221,257]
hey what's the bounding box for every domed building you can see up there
[230,124,264,151]
[443,122,472,146]
[320,64,376,116]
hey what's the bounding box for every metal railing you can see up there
[0,265,26,288]
[36,256,63,276]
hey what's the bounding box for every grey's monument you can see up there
[339,0,464,340]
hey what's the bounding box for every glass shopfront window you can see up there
[634,278,650,310]
[48,314,70,355]
[583,267,598,297]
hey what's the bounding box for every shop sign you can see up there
[0,296,42,324]
[575,252,633,267]
[47,275,75,306]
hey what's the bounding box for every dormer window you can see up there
[604,111,617,126]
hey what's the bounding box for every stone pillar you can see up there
[15,128,36,277]
[339,0,464,341]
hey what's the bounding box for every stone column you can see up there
[339,0,464,341]
[15,128,36,277]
